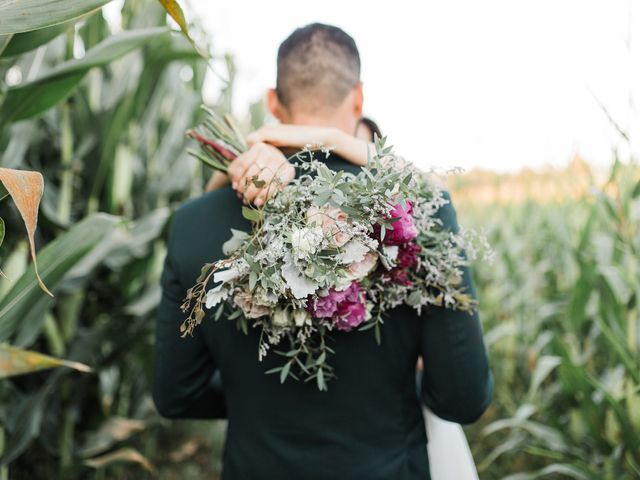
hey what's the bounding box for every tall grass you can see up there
[454,156,640,479]
[0,2,229,477]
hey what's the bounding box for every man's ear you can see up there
[352,82,364,118]
[267,88,289,123]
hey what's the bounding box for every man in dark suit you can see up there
[153,23,493,480]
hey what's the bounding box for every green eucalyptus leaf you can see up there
[241,206,261,223]
[280,361,291,384]
[317,367,325,391]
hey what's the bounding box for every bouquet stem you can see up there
[186,107,247,173]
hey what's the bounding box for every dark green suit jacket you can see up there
[153,153,493,480]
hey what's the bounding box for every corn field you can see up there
[0,2,638,479]
[454,158,640,479]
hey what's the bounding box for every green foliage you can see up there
[0,0,111,35]
[461,157,640,479]
[0,1,228,477]
[0,21,76,58]
[0,26,171,126]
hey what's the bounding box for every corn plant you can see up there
[0,1,232,478]
[456,156,640,479]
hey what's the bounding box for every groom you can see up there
[153,23,493,479]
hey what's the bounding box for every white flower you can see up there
[334,274,354,292]
[253,287,279,307]
[293,309,312,327]
[222,229,249,255]
[306,205,351,247]
[213,259,248,283]
[339,240,370,264]
[291,226,323,259]
[382,245,399,261]
[272,308,290,328]
[281,253,319,299]
[205,284,228,309]
[346,251,378,280]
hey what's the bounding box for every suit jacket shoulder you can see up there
[167,186,250,289]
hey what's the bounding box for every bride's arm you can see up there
[246,124,374,167]
[205,124,373,198]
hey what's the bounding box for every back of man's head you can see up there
[276,23,361,116]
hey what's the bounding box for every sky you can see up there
[178,0,640,173]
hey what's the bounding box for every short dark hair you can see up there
[276,23,360,113]
[357,117,382,140]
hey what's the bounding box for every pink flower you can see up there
[387,268,413,286]
[396,243,421,269]
[307,205,352,247]
[308,281,367,331]
[233,290,270,318]
[335,300,367,331]
[375,201,418,246]
[347,251,378,279]
[310,290,344,318]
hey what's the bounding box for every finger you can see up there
[244,171,267,203]
[254,191,267,206]
[255,172,280,205]
[228,145,263,186]
[247,157,284,205]
[253,162,289,205]
[227,152,252,187]
[236,163,262,196]
[242,164,272,204]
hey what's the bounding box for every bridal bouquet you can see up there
[181,108,481,390]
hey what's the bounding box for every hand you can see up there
[227,142,295,206]
[246,124,336,150]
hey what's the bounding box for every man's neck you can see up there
[289,113,357,136]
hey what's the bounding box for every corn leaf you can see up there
[84,447,155,473]
[79,417,147,457]
[0,168,50,295]
[0,214,121,342]
[157,0,207,58]
[0,20,74,58]
[0,0,109,36]
[0,343,91,378]
[0,33,12,55]
[0,27,170,126]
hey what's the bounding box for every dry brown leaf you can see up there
[0,343,91,378]
[79,417,146,457]
[0,168,52,296]
[84,447,155,473]
[157,0,209,58]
